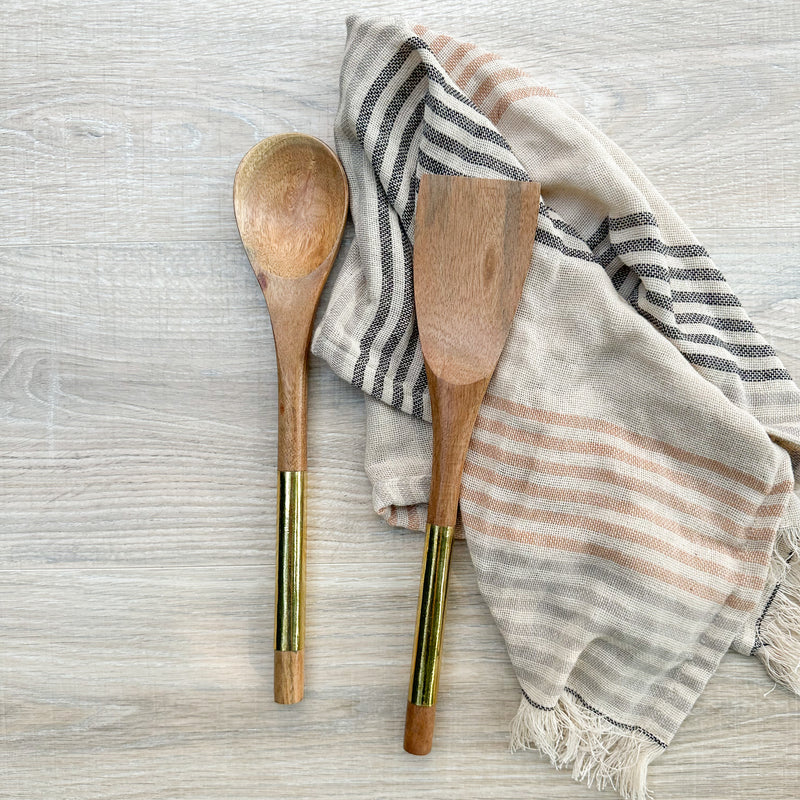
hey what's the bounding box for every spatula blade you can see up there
[413,174,540,386]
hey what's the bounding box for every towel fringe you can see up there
[756,525,800,694]
[510,692,663,800]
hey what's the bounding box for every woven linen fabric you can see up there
[311,15,800,798]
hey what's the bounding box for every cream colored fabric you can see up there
[311,16,800,798]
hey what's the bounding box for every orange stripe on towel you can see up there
[488,85,557,124]
[464,459,776,560]
[462,510,757,612]
[443,42,478,73]
[414,28,556,123]
[464,483,769,584]
[482,394,783,495]
[470,427,787,522]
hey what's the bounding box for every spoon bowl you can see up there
[235,134,348,280]
[234,133,349,704]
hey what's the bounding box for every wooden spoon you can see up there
[404,174,540,754]
[233,133,349,704]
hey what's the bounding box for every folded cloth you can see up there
[311,15,800,798]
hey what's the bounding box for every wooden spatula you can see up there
[404,173,540,755]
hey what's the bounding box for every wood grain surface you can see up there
[1,1,798,798]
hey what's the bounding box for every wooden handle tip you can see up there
[274,650,304,704]
[404,702,436,755]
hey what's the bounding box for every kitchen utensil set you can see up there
[234,135,539,750]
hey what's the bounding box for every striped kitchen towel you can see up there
[310,15,800,799]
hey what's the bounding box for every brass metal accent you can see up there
[275,470,306,652]
[408,523,455,707]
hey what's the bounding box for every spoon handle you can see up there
[274,469,306,704]
[272,331,309,705]
[404,374,489,754]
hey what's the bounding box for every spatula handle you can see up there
[404,375,489,754]
[404,522,455,754]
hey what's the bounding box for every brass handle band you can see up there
[408,523,455,707]
[275,470,306,652]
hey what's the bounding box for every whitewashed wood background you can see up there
[1,1,799,798]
